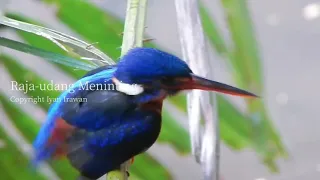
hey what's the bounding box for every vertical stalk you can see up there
[120,0,146,55]
[174,0,220,180]
[106,0,148,179]
[135,0,148,47]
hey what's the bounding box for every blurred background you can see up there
[0,0,319,180]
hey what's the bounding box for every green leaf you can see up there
[200,0,287,171]
[4,13,89,79]
[0,15,112,67]
[247,100,288,161]
[107,170,140,180]
[0,94,40,143]
[163,94,253,150]
[217,95,252,149]
[0,80,78,179]
[220,0,263,91]
[132,154,173,180]
[220,0,287,162]
[0,54,61,110]
[199,2,245,88]
[43,0,124,60]
[0,37,96,71]
[167,92,252,150]
[159,109,191,153]
[167,93,187,112]
[199,3,228,56]
[0,118,46,180]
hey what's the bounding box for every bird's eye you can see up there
[161,77,172,82]
[161,77,175,86]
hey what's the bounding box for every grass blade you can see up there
[0,15,112,66]
[0,37,96,71]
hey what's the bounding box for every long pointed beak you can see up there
[179,74,258,98]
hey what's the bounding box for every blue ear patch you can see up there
[114,48,192,84]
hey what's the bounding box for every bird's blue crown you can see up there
[114,48,192,84]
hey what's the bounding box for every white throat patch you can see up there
[112,78,144,95]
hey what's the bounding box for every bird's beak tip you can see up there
[182,73,259,98]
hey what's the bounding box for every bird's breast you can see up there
[128,101,163,153]
[139,100,163,114]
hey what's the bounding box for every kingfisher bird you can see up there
[33,47,257,180]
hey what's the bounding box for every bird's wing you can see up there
[32,90,132,165]
[33,67,130,165]
[61,87,132,130]
[33,91,161,179]
[65,109,161,179]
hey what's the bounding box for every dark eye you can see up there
[161,77,175,85]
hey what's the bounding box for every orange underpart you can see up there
[47,118,75,158]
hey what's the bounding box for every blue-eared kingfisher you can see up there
[32,47,257,180]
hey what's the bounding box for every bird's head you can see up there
[113,48,257,103]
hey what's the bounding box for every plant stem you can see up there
[135,0,148,47]
[174,0,220,179]
[120,0,140,56]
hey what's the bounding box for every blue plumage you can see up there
[115,47,192,84]
[33,68,117,165]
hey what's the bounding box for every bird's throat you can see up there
[140,100,163,114]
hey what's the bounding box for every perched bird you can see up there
[33,47,257,180]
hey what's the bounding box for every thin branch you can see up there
[174,0,220,180]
